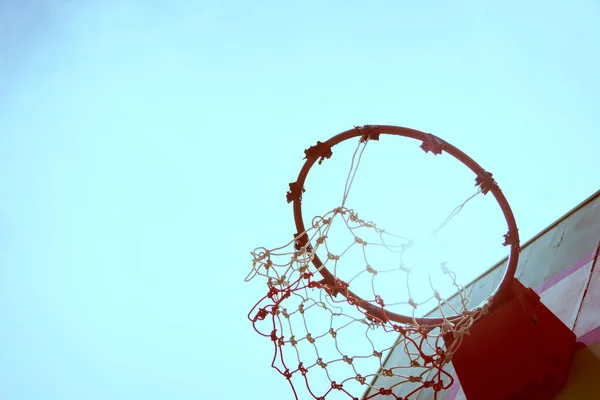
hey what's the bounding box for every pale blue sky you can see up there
[1,1,599,400]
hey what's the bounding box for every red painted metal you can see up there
[443,278,576,400]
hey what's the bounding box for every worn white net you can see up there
[246,133,505,400]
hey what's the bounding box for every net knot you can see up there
[298,265,309,275]
[409,376,422,383]
[440,321,454,335]
[436,347,446,358]
[375,295,385,307]
[270,330,278,342]
[267,286,279,299]
[298,363,308,376]
[263,258,272,270]
[270,276,291,290]
[343,355,353,364]
[392,324,406,334]
[252,248,270,261]
[308,281,323,289]
[355,236,367,246]
[332,206,345,216]
[331,381,343,390]
[317,358,327,368]
[423,380,443,391]
[453,329,469,341]
[253,308,268,322]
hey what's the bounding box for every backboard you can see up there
[365,189,600,400]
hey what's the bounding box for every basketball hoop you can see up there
[246,125,520,399]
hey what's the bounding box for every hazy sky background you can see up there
[1,1,599,399]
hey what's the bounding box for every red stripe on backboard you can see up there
[445,380,461,400]
[535,250,598,294]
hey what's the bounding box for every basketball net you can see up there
[246,129,509,400]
